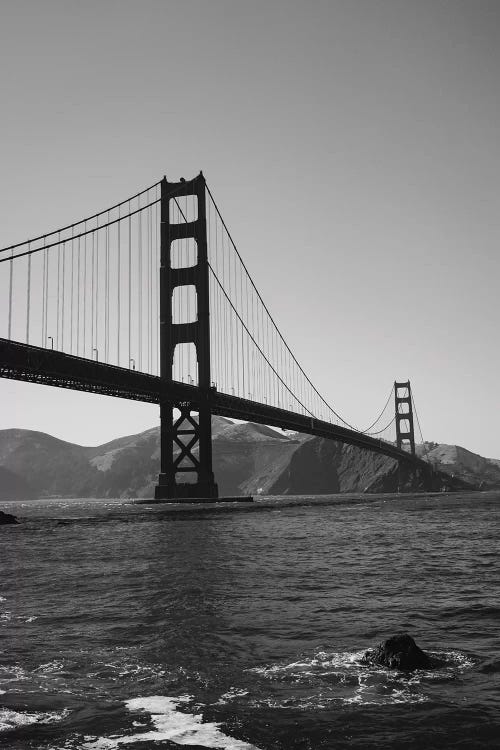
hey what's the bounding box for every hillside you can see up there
[0,422,496,500]
[416,443,500,490]
[0,419,305,499]
[0,465,37,500]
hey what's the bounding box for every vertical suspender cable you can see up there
[95,226,99,356]
[91,232,95,356]
[209,199,217,386]
[45,245,50,348]
[77,237,81,355]
[232,230,237,394]
[56,237,61,349]
[245,272,250,397]
[61,240,66,350]
[117,210,121,366]
[240,255,245,398]
[105,221,109,362]
[269,317,273,405]
[211,200,217,387]
[43,247,50,346]
[83,228,87,357]
[154,194,159,375]
[70,232,74,354]
[149,202,153,373]
[104,225,107,361]
[150,198,154,374]
[26,246,31,344]
[8,250,13,339]
[215,206,220,388]
[41,245,46,345]
[146,203,150,373]
[106,219,110,361]
[128,211,131,368]
[228,229,234,392]
[225,220,230,393]
[138,199,142,371]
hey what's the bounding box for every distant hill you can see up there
[0,418,302,499]
[416,442,500,490]
[0,421,496,500]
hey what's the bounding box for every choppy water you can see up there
[1,491,499,749]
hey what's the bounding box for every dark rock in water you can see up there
[0,510,19,525]
[361,633,432,671]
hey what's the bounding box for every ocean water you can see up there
[1,491,499,749]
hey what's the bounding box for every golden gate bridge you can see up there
[0,173,429,501]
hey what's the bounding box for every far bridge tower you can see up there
[394,381,415,455]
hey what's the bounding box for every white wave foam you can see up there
[216,687,250,704]
[247,646,476,707]
[0,612,38,625]
[82,695,262,749]
[251,647,474,682]
[0,664,29,682]
[34,660,66,674]
[0,708,68,733]
[248,649,368,681]
[117,663,167,679]
[433,650,475,671]
[342,674,430,706]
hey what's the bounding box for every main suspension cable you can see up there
[0,179,162,254]
[205,183,395,434]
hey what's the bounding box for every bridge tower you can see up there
[394,381,415,455]
[155,173,219,501]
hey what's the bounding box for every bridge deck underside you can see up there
[0,339,423,466]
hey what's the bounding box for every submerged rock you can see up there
[0,510,19,525]
[361,633,432,671]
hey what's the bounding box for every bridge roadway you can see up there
[0,338,425,467]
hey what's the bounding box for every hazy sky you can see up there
[0,0,498,457]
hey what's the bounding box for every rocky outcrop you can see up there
[361,633,432,671]
[0,510,19,525]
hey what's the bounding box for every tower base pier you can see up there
[153,476,252,503]
[149,497,254,504]
[154,476,219,501]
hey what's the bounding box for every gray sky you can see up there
[1,0,499,457]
